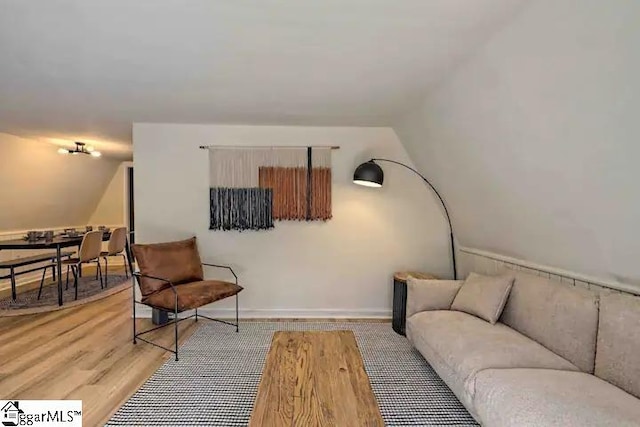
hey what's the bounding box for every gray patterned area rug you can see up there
[0,274,129,310]
[107,322,478,426]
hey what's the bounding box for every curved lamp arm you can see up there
[370,158,457,279]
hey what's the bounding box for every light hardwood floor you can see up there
[1,270,391,426]
[0,275,198,427]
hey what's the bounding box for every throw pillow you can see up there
[450,272,514,324]
[406,278,463,318]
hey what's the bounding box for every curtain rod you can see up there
[199,145,340,150]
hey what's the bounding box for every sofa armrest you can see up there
[406,278,464,318]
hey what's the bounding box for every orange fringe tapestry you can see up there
[258,167,332,221]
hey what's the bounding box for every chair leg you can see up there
[104,257,109,286]
[97,262,104,289]
[133,304,138,344]
[37,266,47,300]
[65,265,70,290]
[195,308,198,322]
[236,293,239,333]
[174,294,179,361]
[122,254,129,278]
[132,288,137,344]
[72,265,79,300]
[52,264,56,281]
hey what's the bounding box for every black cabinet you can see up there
[392,277,408,335]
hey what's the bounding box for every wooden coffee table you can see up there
[249,330,384,426]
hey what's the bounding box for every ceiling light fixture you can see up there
[57,142,101,157]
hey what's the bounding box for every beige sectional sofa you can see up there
[406,271,640,426]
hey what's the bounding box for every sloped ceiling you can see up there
[0,0,525,156]
[0,132,121,230]
[394,0,640,285]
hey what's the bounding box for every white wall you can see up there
[133,124,451,318]
[89,161,131,226]
[0,132,121,231]
[394,0,640,288]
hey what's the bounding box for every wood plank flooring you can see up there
[0,281,198,427]
[249,330,384,427]
[0,269,390,427]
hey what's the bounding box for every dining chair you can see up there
[99,227,130,284]
[62,230,104,300]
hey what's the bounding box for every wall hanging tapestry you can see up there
[207,146,333,231]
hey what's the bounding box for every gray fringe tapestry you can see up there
[209,147,332,231]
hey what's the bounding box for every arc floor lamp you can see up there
[353,159,457,279]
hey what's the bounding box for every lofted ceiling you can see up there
[0,0,525,157]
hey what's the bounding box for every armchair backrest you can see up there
[131,236,204,296]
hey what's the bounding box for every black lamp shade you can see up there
[353,161,384,188]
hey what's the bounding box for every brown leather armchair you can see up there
[131,237,242,360]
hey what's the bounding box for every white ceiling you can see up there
[0,0,525,157]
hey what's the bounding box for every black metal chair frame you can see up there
[99,252,131,284]
[37,257,75,300]
[65,258,104,300]
[132,263,239,361]
[1,252,73,301]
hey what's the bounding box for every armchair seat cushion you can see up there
[142,280,243,312]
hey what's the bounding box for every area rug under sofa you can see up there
[107,321,477,426]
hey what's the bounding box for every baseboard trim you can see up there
[135,306,392,320]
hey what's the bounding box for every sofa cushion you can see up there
[595,292,640,399]
[500,271,599,373]
[132,237,204,297]
[474,368,640,427]
[406,310,578,415]
[406,278,462,318]
[451,272,514,324]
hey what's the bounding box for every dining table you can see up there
[0,232,133,306]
